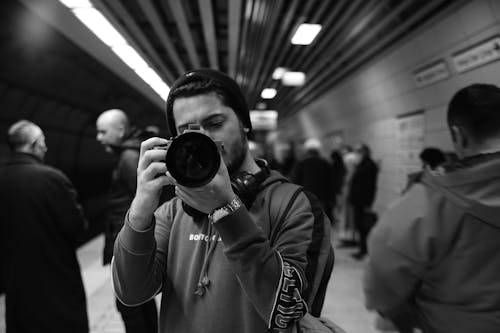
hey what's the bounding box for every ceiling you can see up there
[93,0,461,120]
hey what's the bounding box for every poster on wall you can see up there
[396,110,425,192]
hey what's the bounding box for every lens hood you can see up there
[165,131,221,187]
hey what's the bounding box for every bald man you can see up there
[0,120,88,332]
[96,109,158,333]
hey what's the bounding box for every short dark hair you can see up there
[447,84,500,142]
[419,147,445,169]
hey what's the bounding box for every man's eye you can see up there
[206,121,223,129]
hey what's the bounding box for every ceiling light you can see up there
[59,0,92,8]
[112,44,149,70]
[135,67,170,99]
[272,67,288,80]
[59,0,170,100]
[261,88,277,99]
[282,72,306,86]
[291,23,322,45]
[72,7,126,46]
[250,110,278,130]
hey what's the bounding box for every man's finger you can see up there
[138,149,168,171]
[139,137,169,158]
[141,162,168,181]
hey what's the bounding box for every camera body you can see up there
[154,124,224,187]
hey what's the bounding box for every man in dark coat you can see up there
[96,109,158,333]
[292,138,335,220]
[348,143,378,259]
[0,120,88,332]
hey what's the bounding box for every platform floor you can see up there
[0,232,393,333]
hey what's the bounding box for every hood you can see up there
[422,153,500,229]
[259,164,290,189]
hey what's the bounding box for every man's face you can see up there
[31,127,47,161]
[172,92,248,174]
[96,117,124,153]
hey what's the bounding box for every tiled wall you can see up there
[280,0,500,213]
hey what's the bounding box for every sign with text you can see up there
[396,111,425,192]
[250,110,277,130]
[413,61,450,87]
[452,36,500,73]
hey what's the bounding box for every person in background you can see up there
[112,69,333,332]
[269,139,296,178]
[403,147,446,194]
[96,109,158,333]
[336,145,359,247]
[291,138,335,220]
[364,83,500,333]
[329,149,347,225]
[348,143,378,259]
[0,120,88,332]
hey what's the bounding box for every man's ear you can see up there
[450,125,468,148]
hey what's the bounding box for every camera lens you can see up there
[165,131,221,187]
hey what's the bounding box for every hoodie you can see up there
[364,153,500,333]
[112,170,327,333]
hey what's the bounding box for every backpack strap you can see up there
[267,180,334,316]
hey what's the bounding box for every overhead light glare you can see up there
[59,0,92,8]
[291,23,322,45]
[135,67,170,99]
[112,44,149,70]
[261,88,277,99]
[282,71,306,86]
[72,8,126,46]
[272,67,288,80]
[59,0,170,100]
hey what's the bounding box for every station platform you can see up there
[0,232,391,333]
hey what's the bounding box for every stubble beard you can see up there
[225,126,248,175]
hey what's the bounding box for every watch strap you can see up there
[209,195,243,223]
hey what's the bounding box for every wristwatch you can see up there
[209,196,243,223]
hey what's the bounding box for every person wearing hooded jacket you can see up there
[112,69,333,333]
[96,109,158,333]
[364,83,500,333]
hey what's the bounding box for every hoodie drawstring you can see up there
[194,222,219,296]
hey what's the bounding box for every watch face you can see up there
[166,132,220,187]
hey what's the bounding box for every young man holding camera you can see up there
[112,69,333,332]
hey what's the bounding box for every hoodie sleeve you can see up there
[213,190,315,330]
[112,201,173,306]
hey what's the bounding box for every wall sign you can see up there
[396,110,425,192]
[451,36,500,73]
[413,60,450,87]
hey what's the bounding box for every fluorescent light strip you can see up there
[272,67,288,80]
[291,23,322,45]
[261,88,277,99]
[59,0,169,100]
[282,71,306,86]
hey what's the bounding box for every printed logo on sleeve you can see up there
[270,260,307,330]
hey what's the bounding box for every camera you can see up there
[154,124,224,187]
